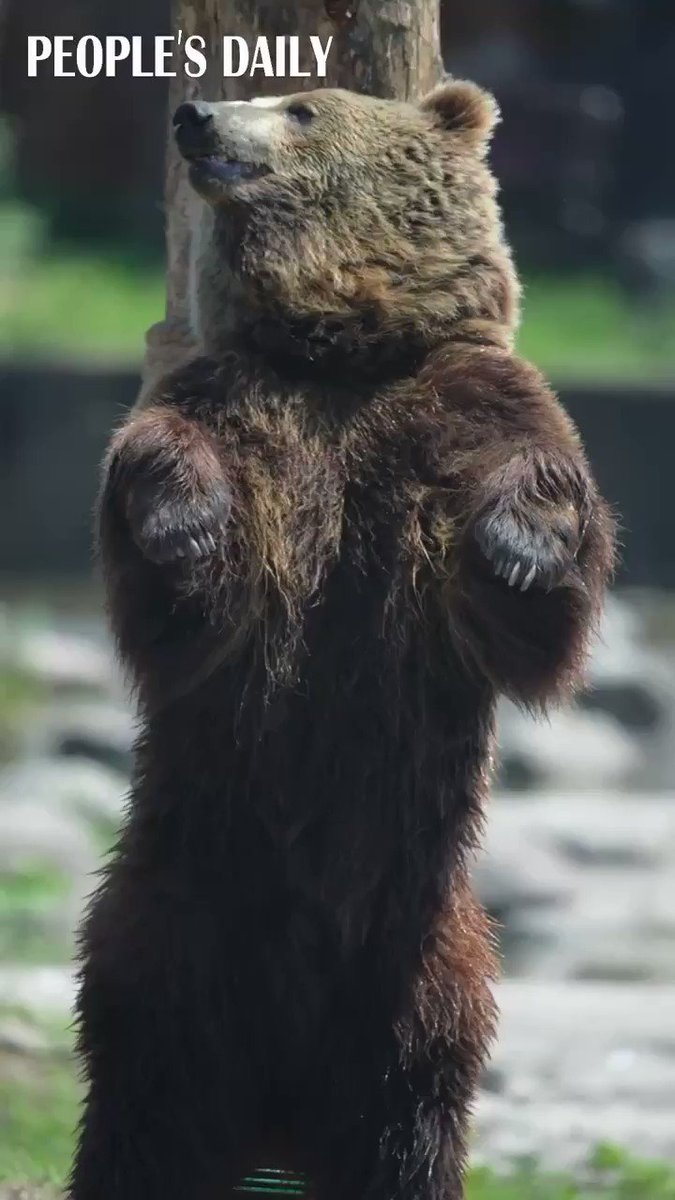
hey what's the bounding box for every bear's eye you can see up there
[286,103,316,126]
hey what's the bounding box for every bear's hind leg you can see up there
[69,1001,262,1200]
[310,1039,475,1200]
[70,1084,238,1200]
[69,874,264,1200]
[308,890,496,1200]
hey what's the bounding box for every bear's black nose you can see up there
[174,101,216,159]
[173,100,214,129]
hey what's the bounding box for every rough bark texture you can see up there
[141,0,443,399]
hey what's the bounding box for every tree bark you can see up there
[141,0,443,399]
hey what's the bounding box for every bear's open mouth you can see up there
[189,156,272,184]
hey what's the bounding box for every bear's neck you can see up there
[239,309,512,383]
[242,311,436,382]
[193,208,518,382]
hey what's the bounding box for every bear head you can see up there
[174,83,519,375]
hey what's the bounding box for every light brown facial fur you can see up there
[177,83,519,371]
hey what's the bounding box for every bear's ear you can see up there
[419,79,500,150]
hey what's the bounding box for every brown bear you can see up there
[70,83,615,1200]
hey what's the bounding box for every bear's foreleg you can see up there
[96,402,236,691]
[101,403,232,567]
[456,442,615,704]
[424,350,615,704]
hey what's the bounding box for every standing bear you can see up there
[71,83,615,1200]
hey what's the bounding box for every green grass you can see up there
[0,670,47,765]
[470,1148,675,1198]
[518,274,675,382]
[0,1060,79,1186]
[1,1040,674,1199]
[0,1012,79,1187]
[0,866,72,965]
[0,249,164,365]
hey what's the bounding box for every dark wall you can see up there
[1,0,170,247]
[0,365,132,576]
[564,382,672,587]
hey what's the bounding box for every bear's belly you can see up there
[148,622,490,928]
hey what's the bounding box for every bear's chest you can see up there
[204,374,416,602]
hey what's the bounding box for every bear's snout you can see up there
[173,101,217,159]
[174,99,283,200]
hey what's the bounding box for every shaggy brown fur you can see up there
[71,83,615,1200]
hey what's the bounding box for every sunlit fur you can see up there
[70,82,615,1200]
[189,86,519,370]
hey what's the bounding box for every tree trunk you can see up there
[141,0,443,399]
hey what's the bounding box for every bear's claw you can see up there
[473,502,580,593]
[133,512,227,565]
[493,556,541,590]
[126,482,232,567]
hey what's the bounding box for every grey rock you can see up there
[474,807,577,916]
[474,981,675,1170]
[0,796,97,944]
[0,758,127,825]
[0,1015,49,1056]
[5,623,115,694]
[0,797,95,877]
[0,966,76,1014]
[541,796,675,868]
[476,795,675,980]
[582,595,675,790]
[529,891,675,983]
[497,595,675,794]
[496,703,640,793]
[0,759,125,949]
[22,701,135,777]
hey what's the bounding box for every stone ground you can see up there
[0,1191,57,1200]
[476,981,675,1170]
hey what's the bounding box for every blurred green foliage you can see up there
[470,1147,675,1199]
[0,865,72,965]
[0,1048,78,1185]
[518,275,675,382]
[0,670,46,764]
[0,231,164,364]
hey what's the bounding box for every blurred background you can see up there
[1,0,675,1188]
